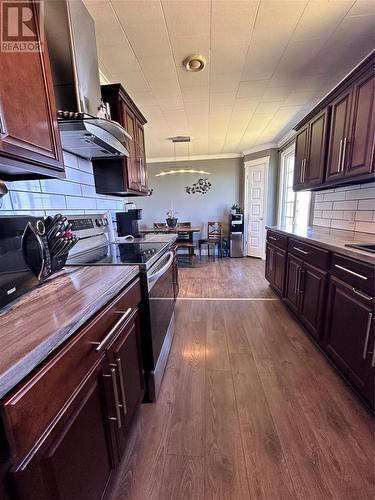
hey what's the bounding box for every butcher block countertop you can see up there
[0,265,139,399]
[267,225,375,265]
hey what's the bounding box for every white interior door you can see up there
[245,159,268,258]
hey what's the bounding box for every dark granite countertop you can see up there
[267,225,375,264]
[0,265,139,399]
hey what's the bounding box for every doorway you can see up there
[244,157,269,259]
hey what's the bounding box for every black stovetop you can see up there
[67,242,168,268]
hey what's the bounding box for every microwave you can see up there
[0,216,52,309]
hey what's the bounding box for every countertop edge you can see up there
[0,266,139,400]
[266,226,375,264]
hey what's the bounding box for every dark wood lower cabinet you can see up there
[284,254,302,314]
[1,279,144,500]
[324,276,374,407]
[265,243,286,297]
[299,262,327,340]
[11,359,115,500]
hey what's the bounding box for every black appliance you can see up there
[66,213,177,401]
[0,216,51,309]
[116,209,143,238]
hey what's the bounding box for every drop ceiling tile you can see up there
[284,91,316,106]
[123,21,172,57]
[176,66,209,88]
[260,86,293,101]
[157,96,184,111]
[97,43,137,74]
[211,1,258,46]
[237,80,268,98]
[162,0,210,37]
[210,73,242,93]
[209,92,237,107]
[347,1,375,16]
[115,70,151,94]
[112,0,164,25]
[139,55,177,81]
[293,1,353,41]
[149,78,181,99]
[210,40,249,75]
[183,86,209,103]
[185,101,209,116]
[255,100,284,114]
[170,34,210,62]
[255,1,307,28]
[232,97,259,113]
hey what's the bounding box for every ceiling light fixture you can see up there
[183,54,207,72]
[155,169,210,177]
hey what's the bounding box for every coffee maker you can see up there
[116,209,143,238]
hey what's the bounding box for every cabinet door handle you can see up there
[372,341,375,367]
[295,266,300,295]
[337,139,343,173]
[293,246,309,255]
[91,308,132,352]
[111,367,122,429]
[340,137,347,172]
[116,357,128,416]
[334,264,368,281]
[362,312,373,359]
[352,288,373,301]
[269,249,273,272]
[302,159,307,183]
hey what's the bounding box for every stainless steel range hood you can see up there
[44,0,130,159]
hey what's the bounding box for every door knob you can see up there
[258,217,263,221]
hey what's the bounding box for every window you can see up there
[278,144,311,227]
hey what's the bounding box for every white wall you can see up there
[135,158,242,234]
[313,182,375,234]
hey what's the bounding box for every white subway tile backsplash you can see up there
[10,191,45,210]
[81,185,98,197]
[0,193,13,211]
[40,179,82,196]
[332,200,358,211]
[63,151,79,169]
[355,221,375,234]
[346,186,375,200]
[77,157,94,173]
[358,199,374,210]
[330,219,355,231]
[8,180,41,192]
[65,166,94,186]
[315,201,333,210]
[66,196,97,209]
[96,199,118,210]
[313,182,375,234]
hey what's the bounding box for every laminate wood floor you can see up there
[112,258,374,500]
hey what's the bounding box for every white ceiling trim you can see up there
[277,129,296,148]
[242,143,278,156]
[147,152,243,163]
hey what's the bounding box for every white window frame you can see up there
[277,143,296,225]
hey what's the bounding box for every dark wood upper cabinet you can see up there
[93,84,148,196]
[0,0,64,180]
[294,51,374,191]
[345,70,375,178]
[325,90,352,182]
[324,276,374,407]
[293,126,309,190]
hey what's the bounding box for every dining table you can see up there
[139,226,201,255]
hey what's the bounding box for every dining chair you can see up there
[198,221,223,261]
[175,221,196,265]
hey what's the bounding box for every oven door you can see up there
[147,250,175,366]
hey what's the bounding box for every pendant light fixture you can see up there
[155,137,211,177]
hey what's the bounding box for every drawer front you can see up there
[288,238,330,270]
[1,278,141,461]
[267,230,288,249]
[331,254,374,296]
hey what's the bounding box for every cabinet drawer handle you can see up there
[334,264,368,281]
[362,313,373,359]
[111,367,122,429]
[268,236,277,241]
[352,288,373,301]
[293,246,309,255]
[116,357,128,416]
[91,308,132,352]
[372,341,375,368]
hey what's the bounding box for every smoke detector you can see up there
[183,54,207,72]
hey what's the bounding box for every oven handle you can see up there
[148,251,174,282]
